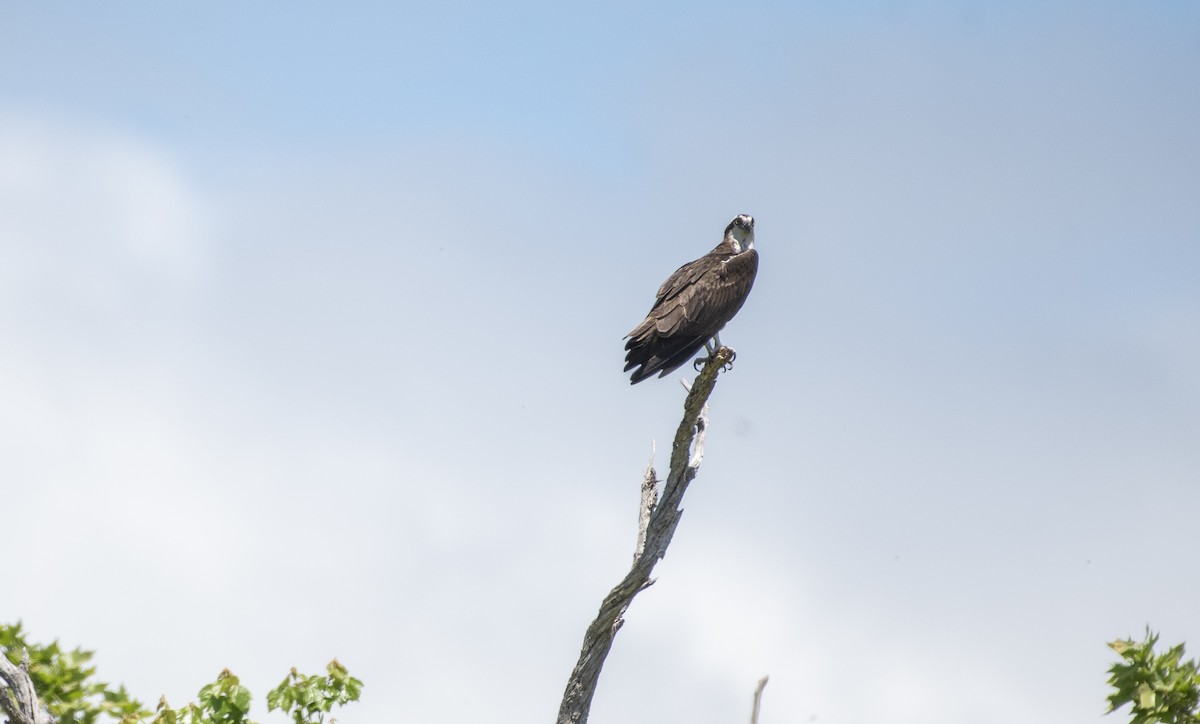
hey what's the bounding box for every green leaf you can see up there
[1107,627,1200,724]
[1,622,151,724]
[1136,682,1155,710]
[3,622,363,724]
[1111,639,1136,656]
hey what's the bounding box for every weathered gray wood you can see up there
[0,650,55,724]
[556,347,733,724]
[749,675,769,724]
[633,443,657,563]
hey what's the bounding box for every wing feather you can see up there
[624,246,758,384]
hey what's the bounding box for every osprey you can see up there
[623,214,759,384]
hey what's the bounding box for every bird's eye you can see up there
[734,218,743,226]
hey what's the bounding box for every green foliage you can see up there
[265,660,363,724]
[0,621,148,723]
[151,670,256,724]
[1108,628,1200,724]
[3,622,361,724]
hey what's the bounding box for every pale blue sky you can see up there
[2,2,1199,723]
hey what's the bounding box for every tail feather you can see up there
[624,333,709,384]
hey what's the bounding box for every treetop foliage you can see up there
[1,622,361,724]
[1108,628,1200,724]
[0,621,146,724]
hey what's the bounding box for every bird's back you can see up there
[624,243,758,383]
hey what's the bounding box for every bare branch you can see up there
[749,676,769,724]
[0,650,55,724]
[557,346,735,724]
[633,442,657,563]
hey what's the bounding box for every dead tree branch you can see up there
[0,650,54,724]
[556,346,734,724]
[633,443,657,563]
[749,675,769,724]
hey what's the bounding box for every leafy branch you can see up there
[266,661,363,724]
[1,622,145,724]
[1,623,361,724]
[1108,628,1200,724]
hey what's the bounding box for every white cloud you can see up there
[0,109,211,494]
[0,110,207,314]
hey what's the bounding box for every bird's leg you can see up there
[693,345,738,373]
[694,338,718,370]
[710,333,737,370]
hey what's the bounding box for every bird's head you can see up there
[724,214,755,252]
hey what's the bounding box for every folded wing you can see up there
[624,248,758,384]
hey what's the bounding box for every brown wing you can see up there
[654,253,720,304]
[624,248,758,383]
[677,248,758,338]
